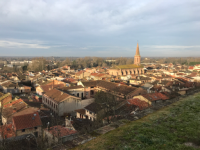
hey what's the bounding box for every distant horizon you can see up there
[1,56,200,58]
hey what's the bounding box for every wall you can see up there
[85,109,96,121]
[81,98,95,108]
[67,88,85,99]
[58,97,82,116]
[178,90,186,95]
[16,126,42,137]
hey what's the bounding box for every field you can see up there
[74,93,200,150]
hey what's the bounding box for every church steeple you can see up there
[134,43,141,65]
[135,43,140,56]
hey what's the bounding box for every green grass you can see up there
[74,93,200,150]
[189,62,200,66]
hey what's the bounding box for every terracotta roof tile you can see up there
[0,124,15,138]
[40,84,65,93]
[142,93,169,101]
[13,109,42,130]
[188,66,194,69]
[46,125,77,138]
[44,89,72,103]
[127,98,149,110]
[3,98,25,108]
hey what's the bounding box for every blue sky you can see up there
[0,0,200,57]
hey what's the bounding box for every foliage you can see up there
[95,91,118,124]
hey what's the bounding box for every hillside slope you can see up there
[74,93,200,150]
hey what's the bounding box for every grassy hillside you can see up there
[74,93,200,150]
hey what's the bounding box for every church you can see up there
[108,43,144,76]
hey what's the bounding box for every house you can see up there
[127,98,150,111]
[132,95,152,105]
[12,107,42,137]
[141,83,153,93]
[44,125,78,145]
[141,93,169,106]
[150,85,162,93]
[129,76,151,85]
[58,86,95,107]
[74,109,87,119]
[58,85,85,99]
[0,80,30,94]
[78,80,147,100]
[121,75,132,81]
[0,124,16,139]
[36,82,65,96]
[84,102,102,121]
[90,73,108,80]
[2,99,27,125]
[62,78,78,86]
[0,92,12,108]
[75,71,90,79]
[42,89,83,116]
[188,66,194,71]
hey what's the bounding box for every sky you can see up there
[0,0,200,57]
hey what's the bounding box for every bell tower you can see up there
[134,43,141,65]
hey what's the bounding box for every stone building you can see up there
[108,43,144,76]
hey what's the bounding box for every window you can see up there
[89,111,92,115]
[22,129,25,132]
[34,127,37,130]
[54,104,55,108]
[86,92,88,95]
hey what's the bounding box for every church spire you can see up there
[134,43,141,65]
[135,43,140,56]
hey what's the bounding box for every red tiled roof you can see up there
[0,124,15,138]
[90,73,106,77]
[155,93,169,100]
[176,73,185,75]
[142,93,169,101]
[44,89,72,102]
[184,82,194,88]
[188,66,194,69]
[75,70,85,75]
[46,125,77,138]
[127,98,149,110]
[4,98,24,108]
[62,78,77,83]
[13,110,42,130]
[40,84,65,93]
[189,72,197,77]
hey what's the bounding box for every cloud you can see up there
[0,40,50,49]
[0,0,199,56]
[142,45,200,49]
